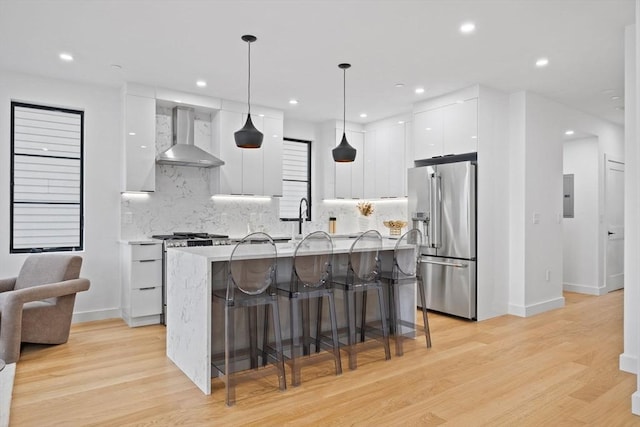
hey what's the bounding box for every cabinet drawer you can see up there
[131,243,161,261]
[131,286,162,317]
[131,259,162,288]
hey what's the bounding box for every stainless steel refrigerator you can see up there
[408,159,476,320]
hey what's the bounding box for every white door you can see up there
[605,158,624,291]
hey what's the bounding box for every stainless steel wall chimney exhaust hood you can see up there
[156,106,225,167]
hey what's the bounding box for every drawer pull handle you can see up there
[139,259,157,263]
[139,287,156,291]
[140,243,157,246]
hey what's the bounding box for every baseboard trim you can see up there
[71,308,121,323]
[633,392,640,415]
[508,296,565,317]
[620,353,638,374]
[563,282,607,296]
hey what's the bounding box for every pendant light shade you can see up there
[332,63,356,163]
[235,34,263,149]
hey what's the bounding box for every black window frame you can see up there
[280,137,312,222]
[10,101,84,254]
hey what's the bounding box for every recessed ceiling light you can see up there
[42,148,49,151]
[415,87,425,94]
[59,53,74,62]
[259,114,265,117]
[289,99,298,105]
[360,113,367,118]
[174,100,182,103]
[397,121,405,125]
[272,134,278,138]
[140,145,147,149]
[460,22,476,34]
[611,95,621,101]
[128,132,136,136]
[196,80,207,88]
[471,135,477,139]
[395,83,405,88]
[535,57,549,68]
[565,130,575,135]
[425,127,432,131]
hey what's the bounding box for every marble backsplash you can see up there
[120,107,408,240]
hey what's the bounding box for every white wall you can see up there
[623,23,639,380]
[0,71,122,321]
[476,85,510,320]
[625,3,640,415]
[508,91,624,317]
[563,137,602,294]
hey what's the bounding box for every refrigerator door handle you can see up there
[429,173,442,249]
[421,259,469,268]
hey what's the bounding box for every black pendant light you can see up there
[235,34,263,149]
[332,63,356,163]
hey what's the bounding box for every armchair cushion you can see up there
[15,254,82,289]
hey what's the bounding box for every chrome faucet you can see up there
[298,197,309,235]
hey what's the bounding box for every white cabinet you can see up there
[413,98,477,160]
[123,94,156,192]
[334,129,365,199]
[443,98,478,154]
[364,122,408,198]
[217,110,283,196]
[121,242,162,327]
[414,107,443,160]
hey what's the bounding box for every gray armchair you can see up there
[0,254,90,363]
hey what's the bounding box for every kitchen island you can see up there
[165,237,417,394]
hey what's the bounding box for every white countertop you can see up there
[168,238,406,262]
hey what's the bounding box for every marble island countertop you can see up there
[168,237,405,262]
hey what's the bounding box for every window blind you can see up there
[280,139,310,220]
[11,103,83,253]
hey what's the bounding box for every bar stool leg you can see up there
[360,290,368,343]
[393,283,404,356]
[224,304,236,407]
[315,297,324,353]
[327,291,343,376]
[290,296,301,387]
[271,298,287,391]
[418,278,432,348]
[376,286,391,361]
[345,287,357,370]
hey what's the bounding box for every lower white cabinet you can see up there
[121,242,162,327]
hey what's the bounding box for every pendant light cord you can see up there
[247,40,252,115]
[343,67,346,133]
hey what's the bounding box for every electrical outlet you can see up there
[533,212,540,224]
[545,269,551,282]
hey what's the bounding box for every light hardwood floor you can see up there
[10,291,639,426]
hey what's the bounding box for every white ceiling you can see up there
[0,0,634,125]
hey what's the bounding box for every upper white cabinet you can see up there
[443,98,478,154]
[413,98,478,160]
[413,108,443,160]
[364,120,409,198]
[217,109,283,196]
[333,129,365,199]
[123,93,156,192]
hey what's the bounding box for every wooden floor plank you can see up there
[9,290,639,425]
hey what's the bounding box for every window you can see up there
[280,138,311,220]
[10,102,84,253]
